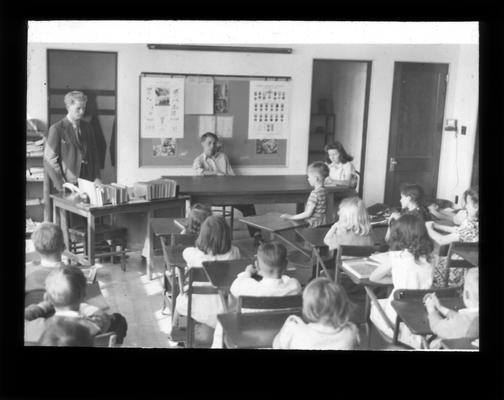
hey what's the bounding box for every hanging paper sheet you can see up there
[198,115,234,138]
[248,80,290,139]
[185,76,214,115]
[141,76,185,138]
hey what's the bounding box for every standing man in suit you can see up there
[44,91,102,192]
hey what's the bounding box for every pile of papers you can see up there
[26,139,44,157]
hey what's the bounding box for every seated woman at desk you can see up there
[192,132,261,244]
[425,188,479,288]
[323,141,357,188]
[427,186,478,226]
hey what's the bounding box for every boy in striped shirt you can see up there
[280,162,329,227]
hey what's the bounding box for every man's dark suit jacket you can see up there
[44,117,101,191]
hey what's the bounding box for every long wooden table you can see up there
[50,194,189,280]
[163,175,356,217]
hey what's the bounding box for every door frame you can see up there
[310,59,372,197]
[384,61,449,206]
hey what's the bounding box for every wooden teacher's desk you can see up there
[50,194,188,280]
[163,175,356,215]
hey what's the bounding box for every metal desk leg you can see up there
[146,209,153,280]
[87,213,96,266]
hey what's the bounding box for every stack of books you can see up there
[77,178,130,206]
[26,139,44,157]
[102,183,129,205]
[26,167,45,181]
[131,179,177,201]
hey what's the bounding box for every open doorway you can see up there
[308,60,371,196]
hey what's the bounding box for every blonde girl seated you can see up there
[369,213,434,349]
[425,188,479,288]
[323,196,375,251]
[273,277,359,350]
[324,142,357,188]
[181,203,212,235]
[174,216,241,340]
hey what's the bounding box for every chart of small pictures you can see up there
[248,80,290,140]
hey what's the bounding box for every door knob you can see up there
[389,157,397,172]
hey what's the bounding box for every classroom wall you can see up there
[27,43,478,205]
[331,61,367,174]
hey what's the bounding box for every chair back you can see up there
[94,332,117,347]
[237,295,303,314]
[25,289,46,308]
[186,267,219,348]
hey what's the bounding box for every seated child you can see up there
[281,161,329,227]
[193,131,261,243]
[323,196,375,251]
[425,188,479,287]
[324,141,358,188]
[25,222,66,293]
[211,241,302,348]
[385,183,431,241]
[24,266,127,344]
[174,215,241,342]
[424,268,479,346]
[38,316,94,347]
[181,203,212,235]
[273,277,359,350]
[369,213,434,349]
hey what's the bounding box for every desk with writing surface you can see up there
[50,194,189,280]
[217,309,303,349]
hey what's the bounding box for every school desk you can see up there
[202,259,253,311]
[217,309,303,349]
[391,297,465,348]
[451,245,479,266]
[239,212,312,259]
[440,338,478,350]
[162,175,356,216]
[50,194,189,280]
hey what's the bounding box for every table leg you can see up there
[327,194,336,223]
[146,209,153,280]
[87,213,96,266]
[60,210,70,254]
[273,232,311,258]
[53,202,60,225]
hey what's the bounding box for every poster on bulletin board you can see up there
[140,76,185,138]
[247,80,290,139]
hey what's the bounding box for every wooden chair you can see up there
[391,287,460,349]
[364,285,412,350]
[184,267,220,348]
[158,232,197,315]
[68,223,128,271]
[236,295,303,314]
[212,206,235,239]
[443,242,478,287]
[93,332,117,347]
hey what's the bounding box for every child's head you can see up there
[200,132,219,156]
[196,215,231,256]
[337,196,371,236]
[31,222,65,260]
[463,268,479,309]
[307,161,329,187]
[45,266,87,311]
[39,316,94,347]
[463,187,479,219]
[186,203,212,235]
[388,213,433,261]
[256,241,288,278]
[324,141,353,164]
[302,278,352,329]
[399,183,425,210]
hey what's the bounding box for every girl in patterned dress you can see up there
[425,188,479,287]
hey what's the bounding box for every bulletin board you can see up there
[139,72,290,167]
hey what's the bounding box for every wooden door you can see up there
[384,62,448,207]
